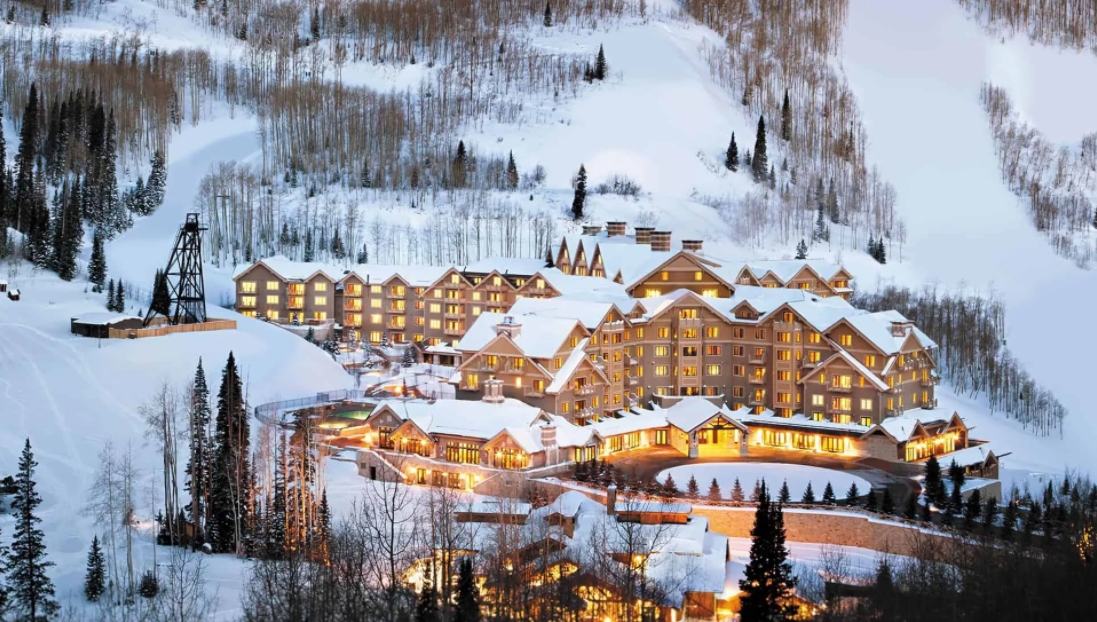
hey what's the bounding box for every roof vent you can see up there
[634,227,654,245]
[582,224,603,235]
[606,221,627,237]
[650,231,672,252]
[682,239,703,252]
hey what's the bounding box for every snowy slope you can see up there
[840,0,1097,475]
[0,270,352,609]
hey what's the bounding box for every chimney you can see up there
[890,321,913,338]
[606,221,627,237]
[494,316,522,340]
[582,224,603,236]
[650,231,672,252]
[541,424,557,449]
[682,239,703,252]
[606,484,617,516]
[634,227,654,245]
[482,378,505,404]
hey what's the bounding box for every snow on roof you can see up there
[732,408,871,434]
[657,398,748,434]
[743,259,846,283]
[457,312,581,359]
[71,312,142,325]
[616,500,694,514]
[546,339,595,394]
[543,490,602,517]
[842,311,935,355]
[935,442,1001,467]
[618,249,682,288]
[233,255,447,286]
[877,409,962,441]
[818,346,890,392]
[375,397,545,441]
[589,409,671,437]
[460,499,533,515]
[537,268,628,297]
[506,297,618,329]
[462,257,548,275]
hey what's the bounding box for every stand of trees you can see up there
[852,284,1067,436]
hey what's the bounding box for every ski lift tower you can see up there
[143,213,208,327]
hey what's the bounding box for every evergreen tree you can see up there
[268,434,287,558]
[544,245,554,268]
[305,326,317,344]
[594,44,607,80]
[662,474,679,497]
[330,228,345,259]
[872,559,897,619]
[53,178,82,281]
[780,89,792,141]
[151,269,172,319]
[115,280,126,312]
[147,149,167,209]
[800,482,815,504]
[948,460,965,515]
[106,279,116,311]
[27,170,51,268]
[725,133,739,172]
[453,140,468,188]
[708,478,722,502]
[88,229,107,291]
[571,164,587,220]
[454,558,481,622]
[543,2,552,27]
[738,485,797,622]
[846,482,860,506]
[963,488,982,530]
[402,345,416,367]
[5,439,59,621]
[795,239,807,260]
[751,115,768,183]
[303,229,314,262]
[731,477,745,502]
[921,497,933,522]
[100,111,128,236]
[865,489,878,512]
[506,151,519,190]
[0,103,7,245]
[185,358,214,540]
[768,164,776,189]
[877,238,887,264]
[209,352,251,553]
[904,493,918,520]
[750,479,763,502]
[743,149,752,170]
[982,496,998,532]
[416,569,440,622]
[924,455,946,508]
[821,482,836,505]
[814,202,829,242]
[83,535,106,602]
[13,83,40,233]
[686,475,700,499]
[357,243,369,264]
[881,488,895,515]
[778,480,790,504]
[826,178,839,224]
[138,570,160,598]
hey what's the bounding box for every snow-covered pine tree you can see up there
[88,229,107,292]
[151,269,172,318]
[743,148,752,170]
[780,89,792,141]
[53,177,82,281]
[826,178,839,224]
[209,352,251,554]
[402,345,416,367]
[795,239,807,260]
[813,203,829,242]
[27,171,51,269]
[594,44,607,80]
[725,133,739,172]
[751,115,768,183]
[846,482,860,506]
[106,279,116,311]
[303,229,314,262]
[330,228,345,260]
[768,164,776,190]
[148,150,167,209]
[115,280,125,312]
[543,2,552,27]
[571,164,587,220]
[356,243,368,264]
[453,140,468,188]
[185,358,214,541]
[13,83,40,234]
[83,535,105,602]
[6,439,59,621]
[454,558,481,622]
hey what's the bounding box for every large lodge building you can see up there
[238,222,1000,488]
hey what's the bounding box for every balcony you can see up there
[485,283,508,292]
[523,387,545,398]
[920,377,938,387]
[828,404,852,415]
[748,376,766,385]
[575,384,597,396]
[287,299,304,310]
[388,322,407,330]
[801,359,817,369]
[829,385,852,393]
[444,327,463,336]
[443,311,465,319]
[626,376,640,387]
[748,396,766,406]
[344,302,363,312]
[749,353,767,365]
[238,299,256,308]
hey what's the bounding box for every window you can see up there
[471,306,482,316]
[655,346,669,357]
[839,334,853,347]
[314,296,327,306]
[860,398,873,410]
[706,326,719,338]
[808,351,821,364]
[682,366,697,377]
[812,394,824,406]
[314,311,327,321]
[733,328,745,339]
[314,282,327,292]
[636,346,644,357]
[860,417,873,427]
[661,270,669,281]
[368,331,382,343]
[241,310,257,318]
[346,284,362,296]
[821,437,845,453]
[832,414,851,424]
[485,355,498,367]
[702,288,719,297]
[706,345,722,356]
[865,355,877,367]
[429,320,441,329]
[732,386,744,397]
[693,270,703,281]
[646,288,662,298]
[240,296,256,307]
[658,327,670,339]
[813,412,825,422]
[371,285,383,294]
[445,442,480,465]
[679,308,699,319]
[777,392,791,404]
[682,329,698,339]
[682,346,698,357]
[782,312,794,323]
[570,337,580,347]
[266,281,279,291]
[706,364,721,375]
[831,397,852,411]
[240,281,256,293]
[732,345,744,357]
[753,347,766,360]
[776,349,791,361]
[809,332,821,344]
[887,398,894,411]
[777,331,791,343]
[732,365,745,376]
[832,375,852,389]
[635,328,644,339]
[371,299,382,308]
[776,370,791,381]
[266,295,280,305]
[555,358,563,370]
[654,365,669,376]
[755,328,767,340]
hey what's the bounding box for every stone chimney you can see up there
[634,227,654,245]
[494,315,522,340]
[606,221,627,237]
[890,321,913,338]
[650,231,672,252]
[682,239,703,252]
[606,484,617,516]
[582,224,603,235]
[541,424,557,449]
[482,378,505,404]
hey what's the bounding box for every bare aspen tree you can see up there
[141,379,183,545]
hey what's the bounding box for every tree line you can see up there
[852,283,1067,436]
[956,0,1097,51]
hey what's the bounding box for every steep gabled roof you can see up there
[799,345,889,391]
[458,312,583,358]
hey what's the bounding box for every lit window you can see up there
[240,296,256,307]
[809,332,821,344]
[661,271,669,281]
[370,314,382,324]
[702,289,718,297]
[314,282,327,292]
[555,358,563,369]
[839,334,852,347]
[313,311,327,321]
[860,417,872,427]
[371,285,382,294]
[654,365,669,376]
[658,327,670,339]
[706,364,721,375]
[266,295,279,305]
[429,320,441,329]
[812,394,824,406]
[655,346,669,357]
[371,299,382,308]
[777,392,791,403]
[266,281,279,291]
[240,281,257,293]
[865,355,877,367]
[860,398,873,410]
[706,345,722,356]
[706,326,719,338]
[646,288,662,298]
[314,296,327,306]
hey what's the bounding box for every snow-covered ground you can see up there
[658,463,870,501]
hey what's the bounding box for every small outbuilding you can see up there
[0,278,8,293]
[71,312,144,338]
[7,288,19,301]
